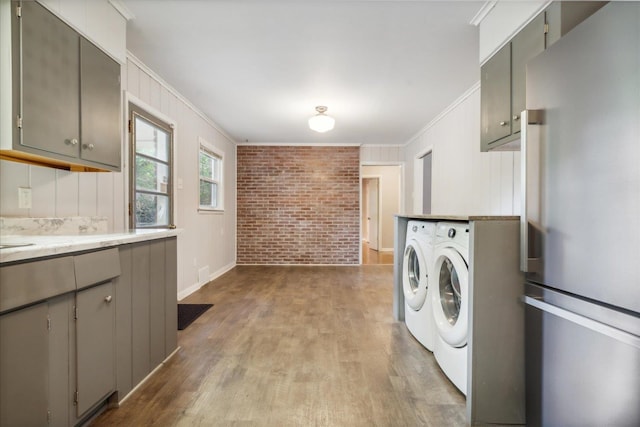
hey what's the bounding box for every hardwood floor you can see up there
[92,266,465,426]
[362,242,394,265]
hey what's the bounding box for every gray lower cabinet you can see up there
[0,238,177,426]
[0,294,73,427]
[75,281,116,418]
[115,237,178,400]
[0,302,49,427]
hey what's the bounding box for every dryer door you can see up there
[402,239,429,310]
[432,246,469,347]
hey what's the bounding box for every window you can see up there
[199,141,223,211]
[129,103,174,228]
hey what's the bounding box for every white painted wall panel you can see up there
[404,86,519,217]
[55,170,79,218]
[149,79,161,111]
[479,1,548,64]
[0,161,29,217]
[97,172,115,230]
[127,62,140,97]
[30,166,56,218]
[360,145,403,163]
[84,0,127,63]
[78,173,97,217]
[137,70,151,106]
[500,152,514,214]
[38,0,127,63]
[512,152,521,215]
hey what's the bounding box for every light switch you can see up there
[18,187,32,209]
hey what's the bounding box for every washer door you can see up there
[432,247,468,347]
[402,239,429,310]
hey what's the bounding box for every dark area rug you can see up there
[178,303,213,330]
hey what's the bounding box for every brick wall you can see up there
[237,146,360,264]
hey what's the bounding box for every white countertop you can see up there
[0,229,179,264]
[395,214,520,221]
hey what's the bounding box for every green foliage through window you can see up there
[199,145,222,210]
[130,106,173,228]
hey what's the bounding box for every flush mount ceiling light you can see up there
[308,106,335,133]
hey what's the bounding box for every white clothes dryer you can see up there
[431,221,470,395]
[402,220,437,351]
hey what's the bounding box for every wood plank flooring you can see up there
[362,242,394,265]
[92,266,465,426]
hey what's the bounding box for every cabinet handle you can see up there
[83,143,95,150]
[104,295,113,303]
[513,115,520,121]
[66,138,79,146]
[499,121,508,126]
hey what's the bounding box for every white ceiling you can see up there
[122,1,483,145]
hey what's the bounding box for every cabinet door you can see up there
[115,245,134,398]
[48,295,72,427]
[480,43,511,150]
[511,13,545,134]
[149,239,166,368]
[0,303,49,427]
[76,281,115,417]
[165,237,178,356]
[18,0,80,158]
[79,38,121,169]
[131,243,150,385]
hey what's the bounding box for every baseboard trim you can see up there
[117,346,181,405]
[177,261,236,301]
[236,263,361,267]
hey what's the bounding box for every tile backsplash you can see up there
[0,217,109,236]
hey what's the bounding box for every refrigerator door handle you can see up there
[523,296,640,349]
[520,109,543,272]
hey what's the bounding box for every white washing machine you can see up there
[402,220,437,351]
[432,221,470,395]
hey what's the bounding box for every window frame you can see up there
[129,102,175,229]
[198,138,224,212]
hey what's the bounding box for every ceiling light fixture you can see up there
[308,106,335,133]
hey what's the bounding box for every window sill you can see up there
[198,208,225,214]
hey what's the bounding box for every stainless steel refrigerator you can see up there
[521,2,640,426]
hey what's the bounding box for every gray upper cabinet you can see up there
[481,14,545,151]
[480,1,606,152]
[8,0,121,172]
[545,1,607,48]
[18,0,80,160]
[79,38,121,168]
[511,13,546,134]
[480,43,512,148]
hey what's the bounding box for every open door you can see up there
[364,178,380,251]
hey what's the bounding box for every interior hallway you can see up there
[362,241,394,265]
[92,266,465,426]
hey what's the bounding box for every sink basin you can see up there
[0,243,35,249]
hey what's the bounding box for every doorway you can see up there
[361,165,402,265]
[362,177,380,250]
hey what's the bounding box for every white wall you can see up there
[360,145,404,164]
[362,165,401,251]
[0,53,237,301]
[124,55,237,299]
[404,84,520,217]
[479,1,549,64]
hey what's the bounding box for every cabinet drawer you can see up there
[0,256,75,313]
[74,248,121,290]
